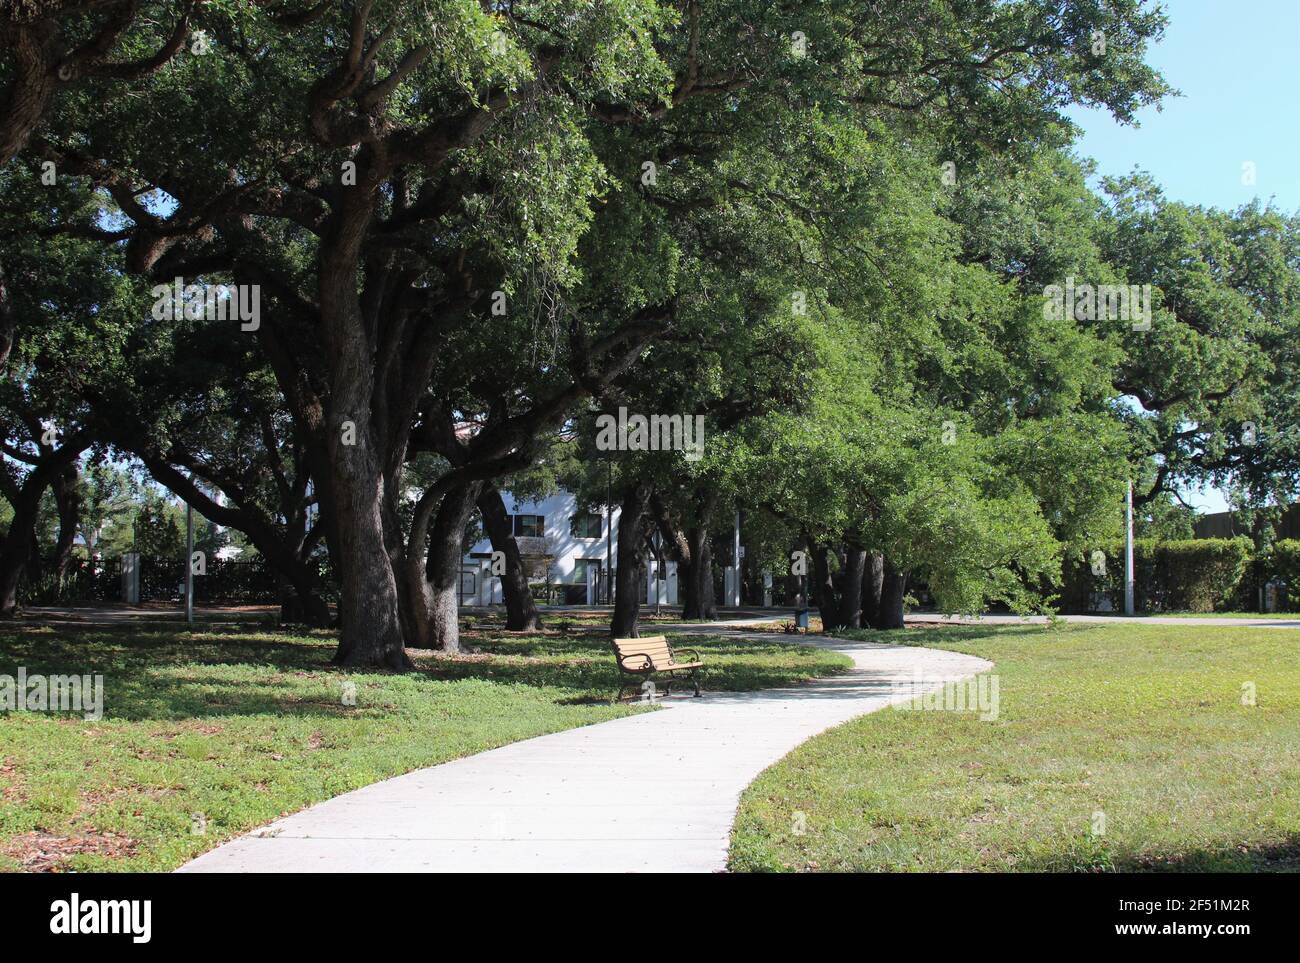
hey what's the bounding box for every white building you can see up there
[460,489,678,606]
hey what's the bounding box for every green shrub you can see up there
[1264,539,1300,610]
[1059,537,1252,613]
[1229,550,1269,612]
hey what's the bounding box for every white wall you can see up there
[462,489,677,604]
[464,491,614,583]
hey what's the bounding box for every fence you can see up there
[18,555,327,605]
[19,556,122,604]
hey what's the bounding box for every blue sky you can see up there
[1065,0,1299,512]
[1066,0,1300,215]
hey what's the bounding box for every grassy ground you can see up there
[1149,611,1285,619]
[0,623,848,872]
[730,622,1300,872]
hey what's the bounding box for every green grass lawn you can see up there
[1148,611,1288,619]
[0,623,848,872]
[730,623,1300,872]
[1050,610,1286,620]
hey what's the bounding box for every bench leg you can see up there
[691,668,701,697]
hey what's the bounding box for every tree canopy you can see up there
[4,0,1295,650]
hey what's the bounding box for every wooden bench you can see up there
[611,635,703,702]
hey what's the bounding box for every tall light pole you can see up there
[1124,481,1135,615]
[185,501,194,624]
[605,457,613,606]
[731,509,741,607]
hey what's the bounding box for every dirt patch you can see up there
[0,757,25,803]
[4,830,139,872]
[78,784,172,810]
[741,618,824,634]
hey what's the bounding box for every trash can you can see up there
[794,608,809,631]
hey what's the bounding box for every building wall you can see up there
[460,489,678,604]
[1193,504,1300,541]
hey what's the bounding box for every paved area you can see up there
[179,633,991,873]
[21,604,277,625]
[23,604,1299,629]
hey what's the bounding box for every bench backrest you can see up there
[612,635,674,671]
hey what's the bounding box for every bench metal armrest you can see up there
[670,647,702,663]
[618,652,654,672]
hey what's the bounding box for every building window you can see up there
[572,558,602,585]
[570,513,602,539]
[512,514,544,538]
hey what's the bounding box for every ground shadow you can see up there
[1011,832,1300,873]
[0,623,846,722]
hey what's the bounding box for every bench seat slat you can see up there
[610,636,703,698]
[613,635,677,670]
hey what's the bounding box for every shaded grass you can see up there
[729,623,1300,872]
[451,623,849,693]
[0,623,846,872]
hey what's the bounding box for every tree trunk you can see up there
[0,260,17,370]
[424,481,481,653]
[0,492,41,616]
[840,548,867,628]
[611,483,650,638]
[0,438,88,617]
[862,552,885,628]
[278,507,331,629]
[650,490,717,621]
[811,544,844,633]
[680,527,717,620]
[276,573,332,627]
[327,439,410,668]
[51,464,80,583]
[877,557,908,630]
[477,483,541,631]
[318,167,410,668]
[378,465,423,643]
[0,22,58,167]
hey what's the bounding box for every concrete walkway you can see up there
[179,633,991,873]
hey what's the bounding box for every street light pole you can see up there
[605,457,613,606]
[731,509,741,607]
[185,501,194,624]
[1124,481,1135,615]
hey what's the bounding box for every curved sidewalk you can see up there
[179,634,991,873]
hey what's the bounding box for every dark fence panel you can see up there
[140,555,184,602]
[193,559,282,603]
[140,556,285,603]
[19,556,122,605]
[18,554,335,606]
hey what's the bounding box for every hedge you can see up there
[1059,537,1252,613]
[1235,538,1300,611]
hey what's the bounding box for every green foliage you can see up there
[1256,539,1300,611]
[77,462,141,557]
[1098,177,1300,509]
[1133,494,1198,540]
[1060,537,1252,613]
[133,491,184,558]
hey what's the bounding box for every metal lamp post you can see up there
[1124,481,1135,615]
[185,502,194,624]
